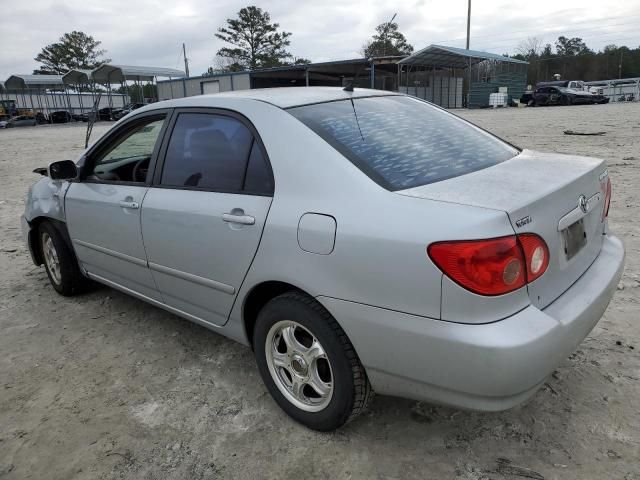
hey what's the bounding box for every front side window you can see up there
[288,96,518,190]
[160,113,273,194]
[88,117,165,183]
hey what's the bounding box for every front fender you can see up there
[24,177,70,223]
[23,177,72,266]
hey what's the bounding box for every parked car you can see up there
[0,115,37,128]
[98,107,120,121]
[35,112,48,124]
[532,86,609,106]
[113,102,145,120]
[49,111,73,124]
[22,87,624,431]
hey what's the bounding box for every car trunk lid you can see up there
[398,149,609,309]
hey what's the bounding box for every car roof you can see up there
[156,86,402,110]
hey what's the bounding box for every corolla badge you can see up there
[515,215,532,228]
[578,194,588,213]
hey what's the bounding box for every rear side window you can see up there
[243,141,273,194]
[288,96,518,190]
[161,113,255,192]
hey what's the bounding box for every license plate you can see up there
[562,218,587,260]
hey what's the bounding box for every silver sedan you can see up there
[22,87,625,430]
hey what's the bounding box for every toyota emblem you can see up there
[578,194,588,214]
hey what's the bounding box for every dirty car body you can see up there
[22,87,624,427]
[533,86,609,106]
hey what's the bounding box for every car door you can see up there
[534,87,548,104]
[548,87,561,104]
[141,109,274,326]
[65,110,171,301]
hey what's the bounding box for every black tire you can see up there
[253,291,372,431]
[39,221,88,296]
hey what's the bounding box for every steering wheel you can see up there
[132,157,149,183]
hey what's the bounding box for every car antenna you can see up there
[343,59,371,92]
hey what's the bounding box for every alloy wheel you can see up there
[42,232,62,285]
[265,320,334,412]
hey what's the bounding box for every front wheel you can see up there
[561,95,573,106]
[253,292,372,431]
[39,221,89,296]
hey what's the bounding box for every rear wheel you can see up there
[39,221,88,296]
[253,292,372,431]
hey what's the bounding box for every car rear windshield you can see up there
[288,95,518,190]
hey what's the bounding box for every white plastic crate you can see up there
[489,92,509,108]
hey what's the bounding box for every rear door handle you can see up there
[119,201,139,209]
[222,213,255,225]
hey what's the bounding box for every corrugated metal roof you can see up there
[4,74,65,89]
[157,57,401,83]
[398,44,528,68]
[62,69,94,84]
[92,64,186,83]
[151,86,399,109]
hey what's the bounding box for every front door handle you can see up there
[119,201,139,209]
[222,213,255,225]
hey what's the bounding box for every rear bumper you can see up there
[318,234,625,411]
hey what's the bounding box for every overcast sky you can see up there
[1,0,639,80]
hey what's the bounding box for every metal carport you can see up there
[91,64,186,106]
[4,74,68,117]
[398,45,528,108]
[62,69,97,114]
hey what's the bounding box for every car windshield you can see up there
[288,96,518,190]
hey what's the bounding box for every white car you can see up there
[1,115,37,128]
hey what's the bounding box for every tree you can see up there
[555,36,591,56]
[516,36,543,60]
[212,54,245,73]
[34,31,110,74]
[215,6,293,70]
[115,83,157,103]
[362,21,413,58]
[541,43,554,57]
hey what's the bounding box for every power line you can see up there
[476,32,640,53]
[299,12,640,62]
[426,16,640,48]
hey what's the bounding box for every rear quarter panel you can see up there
[212,99,521,333]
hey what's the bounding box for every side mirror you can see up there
[48,160,78,180]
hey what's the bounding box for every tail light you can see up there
[518,234,549,283]
[602,176,612,221]
[427,234,549,296]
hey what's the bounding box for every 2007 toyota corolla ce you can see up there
[22,87,625,431]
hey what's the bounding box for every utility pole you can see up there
[381,13,397,57]
[619,51,623,79]
[466,0,472,107]
[466,0,471,50]
[183,43,190,78]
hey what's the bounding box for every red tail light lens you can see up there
[603,176,612,220]
[518,233,549,283]
[427,236,526,296]
[427,234,549,296]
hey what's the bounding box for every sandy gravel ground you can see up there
[0,103,638,480]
